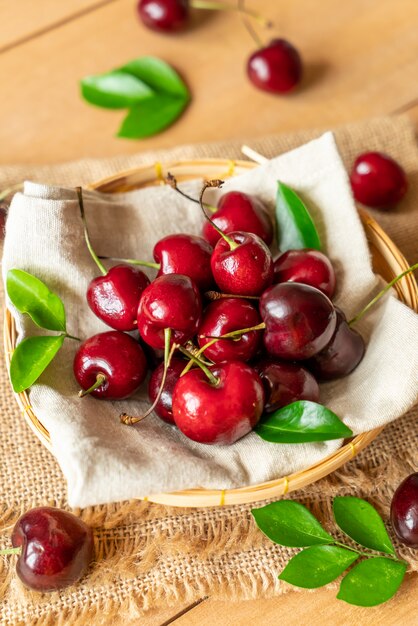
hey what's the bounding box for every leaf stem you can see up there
[333,541,405,563]
[65,333,81,342]
[178,346,220,386]
[78,373,107,398]
[0,546,21,556]
[349,262,418,326]
[98,256,160,270]
[165,173,217,213]
[191,0,272,27]
[76,187,107,276]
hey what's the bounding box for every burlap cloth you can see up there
[0,116,417,625]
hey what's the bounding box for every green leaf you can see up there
[279,545,358,589]
[117,95,188,139]
[333,497,396,555]
[120,57,189,98]
[276,182,321,252]
[10,335,65,392]
[337,557,407,607]
[7,269,66,332]
[81,71,155,109]
[254,401,353,443]
[252,500,334,547]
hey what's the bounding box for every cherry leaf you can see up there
[279,545,358,588]
[276,182,321,251]
[10,335,65,392]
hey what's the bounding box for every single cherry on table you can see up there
[350,152,408,208]
[273,248,336,298]
[247,39,303,94]
[255,359,320,413]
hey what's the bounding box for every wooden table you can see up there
[1,1,417,623]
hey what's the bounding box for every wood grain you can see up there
[0,0,418,164]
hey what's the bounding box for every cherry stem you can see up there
[240,2,264,48]
[202,322,266,341]
[76,187,107,276]
[0,546,21,556]
[205,290,260,301]
[191,0,271,27]
[79,373,107,398]
[0,183,23,202]
[121,329,177,426]
[165,173,217,213]
[199,181,239,251]
[349,261,418,326]
[184,341,213,365]
[178,346,220,386]
[98,256,160,270]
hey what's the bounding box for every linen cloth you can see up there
[2,131,418,508]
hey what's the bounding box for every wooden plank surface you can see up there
[1,1,418,624]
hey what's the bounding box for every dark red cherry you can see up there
[154,233,214,291]
[260,282,337,360]
[350,152,408,208]
[137,274,202,349]
[172,361,264,444]
[148,357,185,424]
[391,473,418,546]
[11,507,93,592]
[211,231,274,296]
[87,265,150,331]
[137,0,189,32]
[74,331,148,399]
[202,191,274,247]
[197,298,262,363]
[306,309,365,381]
[273,249,336,298]
[254,359,319,413]
[247,39,302,94]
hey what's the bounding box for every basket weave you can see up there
[4,158,418,508]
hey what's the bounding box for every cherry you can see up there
[273,249,336,298]
[137,274,202,349]
[306,308,365,381]
[9,507,93,592]
[138,0,189,31]
[154,233,214,291]
[350,152,408,208]
[172,360,264,444]
[148,357,186,424]
[211,231,274,296]
[247,39,302,94]
[74,331,148,399]
[260,282,337,360]
[202,191,274,247]
[197,297,262,363]
[391,473,418,547]
[254,359,319,413]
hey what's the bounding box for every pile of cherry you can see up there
[74,179,366,446]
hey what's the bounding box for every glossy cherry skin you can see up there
[74,331,148,399]
[197,298,262,363]
[137,274,202,349]
[273,249,336,298]
[154,233,214,292]
[211,231,274,297]
[260,282,337,360]
[247,39,302,94]
[391,473,418,546]
[306,309,365,381]
[87,265,150,331]
[172,361,264,444]
[350,152,408,208]
[137,0,188,32]
[11,507,93,592]
[148,357,186,424]
[254,359,319,413]
[202,191,274,247]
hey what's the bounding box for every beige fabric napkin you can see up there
[3,132,418,508]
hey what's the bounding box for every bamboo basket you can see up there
[4,158,418,508]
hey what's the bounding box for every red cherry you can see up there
[198,298,262,363]
[273,249,336,298]
[260,282,337,360]
[148,357,186,424]
[254,359,319,413]
[137,274,202,349]
[87,265,150,331]
[172,361,264,444]
[211,231,274,296]
[202,191,274,247]
[137,0,188,31]
[391,473,418,547]
[247,39,302,94]
[350,152,408,208]
[74,331,148,399]
[154,233,214,291]
[11,507,93,592]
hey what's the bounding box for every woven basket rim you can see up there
[4,157,417,507]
